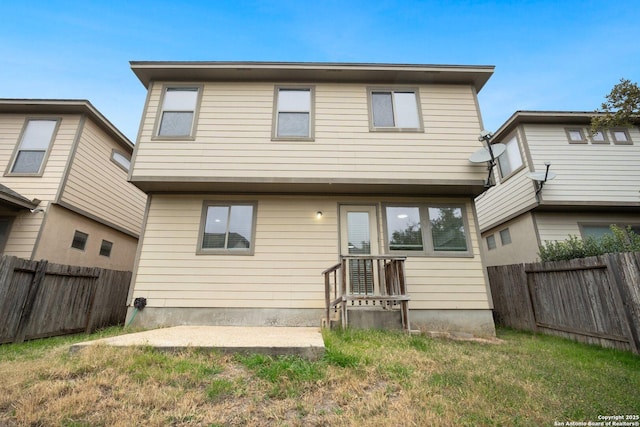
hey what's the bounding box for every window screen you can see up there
[158,88,199,137]
[11,120,57,174]
[276,89,311,138]
[72,231,88,250]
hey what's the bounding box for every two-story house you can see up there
[126,61,497,336]
[0,99,147,270]
[476,111,640,266]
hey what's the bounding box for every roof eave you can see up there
[129,61,495,92]
[0,99,134,152]
[489,110,640,142]
[0,185,40,210]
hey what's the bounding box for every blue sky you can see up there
[1,0,638,141]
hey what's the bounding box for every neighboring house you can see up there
[476,111,640,267]
[0,99,147,270]
[126,61,497,336]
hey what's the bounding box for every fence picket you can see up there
[488,253,640,354]
[0,256,131,344]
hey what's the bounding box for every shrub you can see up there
[539,225,640,262]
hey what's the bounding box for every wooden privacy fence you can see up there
[0,255,132,344]
[488,253,640,354]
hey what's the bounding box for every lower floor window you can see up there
[486,234,497,250]
[384,204,470,256]
[581,224,640,240]
[71,230,88,250]
[100,240,113,257]
[499,228,512,245]
[198,202,257,254]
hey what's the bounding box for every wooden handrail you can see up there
[341,255,407,261]
[322,255,410,330]
[321,262,342,275]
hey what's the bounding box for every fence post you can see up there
[84,268,102,334]
[14,260,48,343]
[604,254,640,355]
[524,265,540,333]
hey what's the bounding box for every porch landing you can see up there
[70,326,325,360]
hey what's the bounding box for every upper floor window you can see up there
[198,202,257,255]
[8,119,58,175]
[611,128,632,145]
[157,87,200,137]
[565,128,586,144]
[384,204,471,256]
[111,150,131,172]
[590,130,608,144]
[497,135,523,179]
[273,87,314,140]
[368,88,423,131]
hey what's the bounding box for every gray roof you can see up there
[0,99,133,152]
[0,183,39,210]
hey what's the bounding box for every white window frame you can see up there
[154,85,202,139]
[272,86,315,141]
[197,201,258,255]
[497,134,524,180]
[6,118,60,177]
[367,87,424,132]
[382,203,472,257]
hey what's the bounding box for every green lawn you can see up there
[0,327,638,426]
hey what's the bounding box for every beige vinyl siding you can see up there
[133,195,337,309]
[535,211,640,243]
[0,212,45,258]
[59,119,146,235]
[131,195,490,311]
[476,171,537,231]
[0,114,79,257]
[475,129,538,231]
[524,124,640,203]
[132,82,487,182]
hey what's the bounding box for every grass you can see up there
[0,327,638,426]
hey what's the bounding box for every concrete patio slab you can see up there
[70,326,325,360]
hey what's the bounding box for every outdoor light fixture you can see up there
[316,211,323,219]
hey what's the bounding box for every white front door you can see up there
[339,205,379,294]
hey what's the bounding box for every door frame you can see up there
[338,204,380,257]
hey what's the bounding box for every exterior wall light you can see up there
[316,211,323,219]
